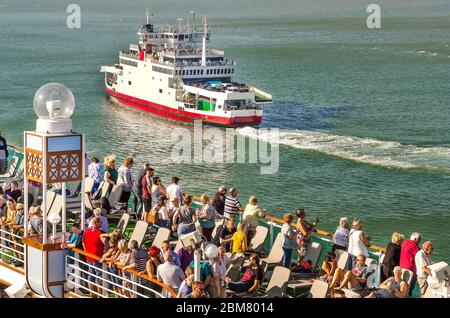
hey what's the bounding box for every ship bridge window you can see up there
[190,70,193,75]
[179,34,184,41]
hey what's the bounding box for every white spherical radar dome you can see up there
[33,83,75,119]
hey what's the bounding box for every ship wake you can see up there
[236,127,450,172]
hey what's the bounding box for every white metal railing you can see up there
[0,226,25,265]
[65,254,169,298]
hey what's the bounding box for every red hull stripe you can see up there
[104,86,262,126]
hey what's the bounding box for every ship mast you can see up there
[145,7,151,24]
[201,15,208,67]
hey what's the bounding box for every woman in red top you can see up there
[82,217,108,297]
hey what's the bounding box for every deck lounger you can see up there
[84,192,95,211]
[309,280,328,298]
[40,191,57,215]
[261,266,291,297]
[0,156,18,180]
[116,213,130,238]
[151,227,171,249]
[108,185,123,214]
[174,240,183,254]
[341,288,361,298]
[248,226,269,253]
[67,181,81,198]
[260,232,284,267]
[290,242,323,279]
[365,257,377,266]
[47,194,62,216]
[401,268,414,288]
[335,249,349,270]
[210,219,225,245]
[100,182,111,198]
[225,256,245,281]
[84,177,95,194]
[127,220,149,248]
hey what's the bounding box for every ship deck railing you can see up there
[66,248,177,298]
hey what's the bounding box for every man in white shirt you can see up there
[166,176,183,209]
[415,241,433,297]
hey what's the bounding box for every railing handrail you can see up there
[70,247,177,297]
[191,195,386,254]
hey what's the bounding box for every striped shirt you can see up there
[224,195,243,216]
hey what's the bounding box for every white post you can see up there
[42,136,47,244]
[194,249,201,281]
[62,182,67,236]
[201,35,206,67]
[23,132,28,239]
[81,134,86,230]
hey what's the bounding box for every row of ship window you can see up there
[175,68,234,76]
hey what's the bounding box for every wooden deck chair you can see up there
[84,177,95,194]
[0,156,18,180]
[260,232,284,267]
[308,280,328,298]
[335,249,349,270]
[152,227,171,249]
[116,213,130,238]
[260,266,291,298]
[247,226,268,253]
[40,190,57,215]
[127,220,148,249]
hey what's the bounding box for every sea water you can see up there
[0,0,449,261]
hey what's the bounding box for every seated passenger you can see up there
[320,252,337,284]
[329,255,372,291]
[225,253,263,295]
[366,266,408,298]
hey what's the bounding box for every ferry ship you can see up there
[100,11,272,127]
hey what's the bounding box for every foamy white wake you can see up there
[236,127,450,171]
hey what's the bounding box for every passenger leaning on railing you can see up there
[242,196,266,246]
[28,206,51,235]
[157,251,186,295]
[281,213,298,268]
[196,193,217,241]
[347,219,371,269]
[110,239,132,297]
[332,217,350,253]
[82,216,108,298]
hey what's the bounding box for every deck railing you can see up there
[0,225,25,267]
[68,247,177,298]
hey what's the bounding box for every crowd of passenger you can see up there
[0,152,438,299]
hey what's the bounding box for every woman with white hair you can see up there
[332,217,350,253]
[348,219,371,267]
[88,208,109,233]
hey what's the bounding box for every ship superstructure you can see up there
[101,10,272,126]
